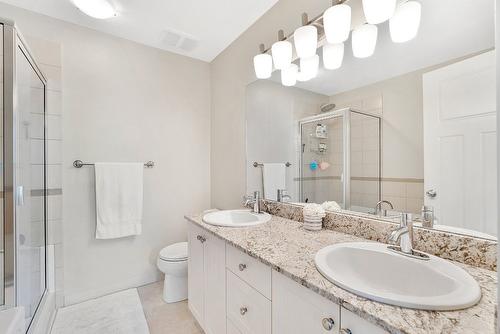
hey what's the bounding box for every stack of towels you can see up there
[302,203,326,231]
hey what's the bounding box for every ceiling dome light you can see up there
[362,0,396,24]
[272,40,292,70]
[294,25,318,59]
[253,53,273,79]
[352,24,378,58]
[281,64,298,86]
[300,55,319,81]
[323,43,344,70]
[390,1,422,43]
[72,0,116,19]
[323,4,351,44]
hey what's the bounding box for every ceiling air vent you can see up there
[162,29,199,52]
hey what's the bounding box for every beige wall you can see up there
[210,0,333,209]
[0,3,211,305]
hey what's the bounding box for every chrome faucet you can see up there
[374,200,394,216]
[243,191,261,214]
[388,213,413,254]
[421,205,434,228]
[277,189,291,202]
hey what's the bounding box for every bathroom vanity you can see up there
[185,211,496,334]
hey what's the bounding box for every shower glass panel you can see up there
[0,23,4,307]
[350,111,381,213]
[15,37,47,324]
[300,114,344,205]
[299,109,381,211]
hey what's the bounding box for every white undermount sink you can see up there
[203,209,271,227]
[315,242,481,311]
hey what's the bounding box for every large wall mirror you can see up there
[245,0,496,240]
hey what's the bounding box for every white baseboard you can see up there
[63,271,161,306]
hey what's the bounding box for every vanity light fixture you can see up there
[300,54,320,80]
[362,0,397,25]
[352,24,378,58]
[281,64,298,86]
[253,0,422,83]
[389,1,422,43]
[253,44,273,79]
[323,43,344,70]
[323,1,351,44]
[71,0,117,19]
[294,13,318,59]
[272,30,293,70]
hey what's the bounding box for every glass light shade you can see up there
[352,24,378,58]
[389,1,422,43]
[272,40,293,70]
[323,4,352,44]
[294,25,318,59]
[253,53,273,79]
[362,0,396,24]
[281,64,298,86]
[72,0,116,19]
[323,43,344,70]
[300,55,319,80]
[296,70,310,82]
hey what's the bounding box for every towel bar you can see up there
[73,160,155,168]
[253,162,291,168]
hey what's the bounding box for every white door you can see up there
[203,234,226,334]
[187,222,205,327]
[423,51,496,236]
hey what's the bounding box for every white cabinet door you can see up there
[340,307,388,334]
[204,233,227,334]
[272,270,340,334]
[187,222,205,328]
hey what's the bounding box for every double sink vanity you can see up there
[185,202,496,334]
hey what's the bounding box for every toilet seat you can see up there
[159,242,188,262]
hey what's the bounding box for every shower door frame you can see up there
[298,108,382,210]
[1,18,48,319]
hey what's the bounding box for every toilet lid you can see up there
[159,242,188,261]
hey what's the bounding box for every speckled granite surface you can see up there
[261,200,497,271]
[185,214,497,334]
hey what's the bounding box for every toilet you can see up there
[157,241,188,303]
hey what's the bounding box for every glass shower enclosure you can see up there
[1,20,48,330]
[299,108,381,213]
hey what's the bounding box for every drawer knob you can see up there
[340,329,352,334]
[197,235,206,243]
[240,307,248,315]
[238,263,247,271]
[322,318,335,331]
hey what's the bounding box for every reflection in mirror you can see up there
[245,0,496,240]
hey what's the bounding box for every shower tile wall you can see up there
[26,36,64,307]
[333,95,424,214]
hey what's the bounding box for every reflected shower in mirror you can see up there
[245,0,496,240]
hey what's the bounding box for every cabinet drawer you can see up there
[340,307,389,334]
[226,244,272,299]
[227,270,271,334]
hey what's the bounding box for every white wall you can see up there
[210,0,333,209]
[0,3,211,305]
[246,80,328,200]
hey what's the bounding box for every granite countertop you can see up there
[185,213,497,334]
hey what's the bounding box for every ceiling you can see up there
[0,0,279,62]
[270,0,495,96]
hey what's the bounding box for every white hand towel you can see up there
[94,163,143,239]
[262,163,286,201]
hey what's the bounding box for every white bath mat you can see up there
[51,289,150,334]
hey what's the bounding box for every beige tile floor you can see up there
[138,281,204,334]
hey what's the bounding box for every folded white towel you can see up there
[322,201,341,211]
[94,163,144,239]
[262,163,286,200]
